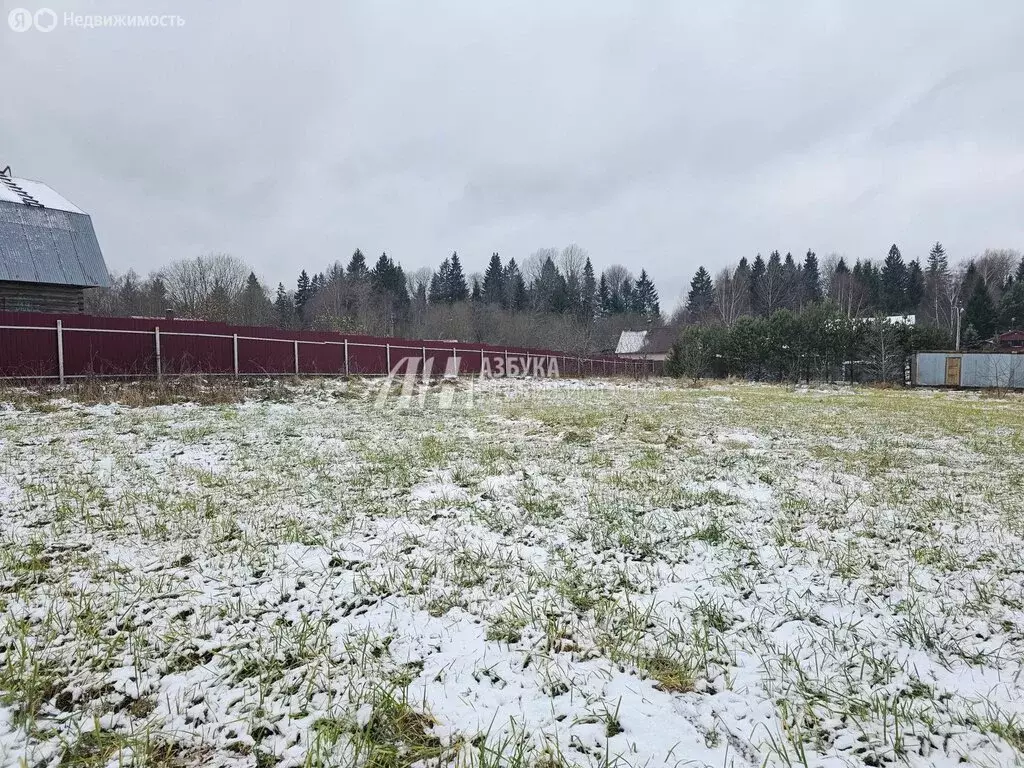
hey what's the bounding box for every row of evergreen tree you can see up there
[85,247,663,353]
[682,244,1023,344]
[272,247,661,330]
[666,304,951,384]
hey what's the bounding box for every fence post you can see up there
[504,349,509,378]
[422,345,427,382]
[56,319,65,385]
[386,343,391,373]
[232,334,239,377]
[480,348,484,376]
[344,338,350,377]
[294,340,299,375]
[155,326,162,380]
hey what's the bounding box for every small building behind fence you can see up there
[0,167,111,313]
[911,352,1024,389]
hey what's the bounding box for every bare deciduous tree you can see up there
[164,253,249,317]
[713,269,746,326]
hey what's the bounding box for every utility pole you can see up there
[955,306,965,351]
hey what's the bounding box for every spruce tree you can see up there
[926,242,950,327]
[502,258,526,310]
[482,252,505,305]
[964,280,997,339]
[620,279,635,315]
[446,252,469,303]
[999,281,1024,328]
[581,258,597,320]
[905,260,925,313]
[346,249,368,280]
[802,249,821,303]
[633,270,659,317]
[597,273,611,316]
[535,257,569,313]
[750,253,766,314]
[238,272,273,326]
[881,244,907,312]
[274,283,294,329]
[686,266,714,319]
[295,270,312,316]
[429,258,451,304]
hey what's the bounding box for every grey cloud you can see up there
[2,0,1023,307]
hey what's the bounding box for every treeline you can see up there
[670,244,1023,383]
[667,305,950,384]
[682,244,1024,343]
[85,246,663,354]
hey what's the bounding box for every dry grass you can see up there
[0,376,297,409]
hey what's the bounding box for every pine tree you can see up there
[1016,257,1024,284]
[471,278,482,302]
[802,249,821,304]
[686,266,714,320]
[446,252,469,303]
[482,252,505,305]
[881,244,907,312]
[274,283,294,329]
[346,249,368,280]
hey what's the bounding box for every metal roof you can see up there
[0,199,111,288]
[615,330,648,354]
[615,327,677,355]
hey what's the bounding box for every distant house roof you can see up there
[884,314,916,326]
[615,326,676,356]
[615,330,648,354]
[0,171,111,288]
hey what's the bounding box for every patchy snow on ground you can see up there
[0,378,1023,768]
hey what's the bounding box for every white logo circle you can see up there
[8,8,34,31]
[34,8,57,32]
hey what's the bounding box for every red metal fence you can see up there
[0,311,651,382]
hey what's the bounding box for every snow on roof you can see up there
[0,175,85,214]
[884,314,916,326]
[0,172,110,287]
[615,330,648,354]
[616,327,677,355]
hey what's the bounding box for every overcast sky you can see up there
[3,1,1023,307]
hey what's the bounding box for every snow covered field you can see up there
[1,377,1023,768]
